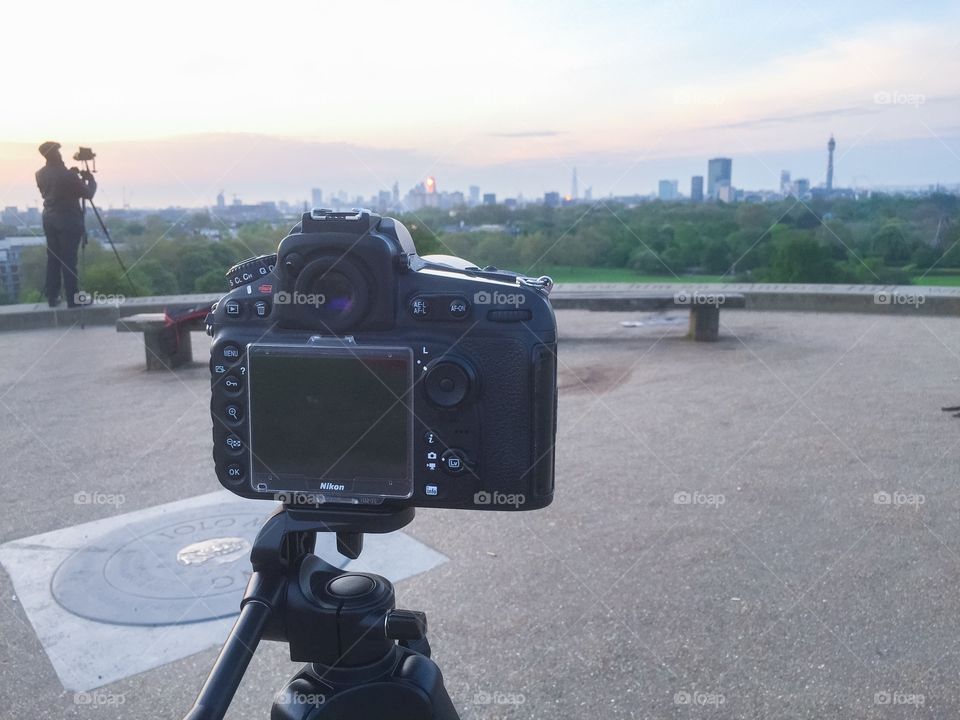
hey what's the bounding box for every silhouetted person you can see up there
[35,141,97,307]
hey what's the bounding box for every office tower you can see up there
[690,176,704,203]
[658,180,678,201]
[780,170,791,196]
[707,158,732,199]
[571,167,578,200]
[392,181,400,205]
[216,191,225,208]
[544,191,561,208]
[826,135,836,192]
[482,193,496,205]
[469,185,480,206]
[311,188,323,208]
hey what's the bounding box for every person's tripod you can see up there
[72,148,135,327]
[183,505,460,720]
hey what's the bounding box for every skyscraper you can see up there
[826,135,836,193]
[707,158,732,199]
[469,185,480,207]
[311,188,323,208]
[780,170,791,196]
[658,180,678,201]
[690,176,704,203]
[571,167,579,200]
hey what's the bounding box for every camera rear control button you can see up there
[409,296,431,317]
[224,300,242,318]
[223,374,243,393]
[424,360,472,408]
[425,484,439,496]
[253,300,270,318]
[448,298,469,318]
[225,404,243,423]
[225,463,245,483]
[221,343,242,361]
[224,434,244,454]
[424,431,438,445]
[441,449,467,475]
[487,309,532,322]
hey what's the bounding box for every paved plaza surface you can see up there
[1,309,959,719]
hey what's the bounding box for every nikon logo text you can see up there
[319,482,345,492]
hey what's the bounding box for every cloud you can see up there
[712,105,881,130]
[487,131,564,139]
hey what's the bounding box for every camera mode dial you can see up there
[226,254,277,289]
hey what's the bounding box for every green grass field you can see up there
[537,266,726,284]
[911,275,960,286]
[536,266,960,287]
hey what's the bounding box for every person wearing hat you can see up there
[35,141,98,307]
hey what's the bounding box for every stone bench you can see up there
[548,289,747,341]
[116,313,206,370]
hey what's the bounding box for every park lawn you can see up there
[538,266,726,284]
[911,275,960,286]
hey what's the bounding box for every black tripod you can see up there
[75,151,135,327]
[183,505,460,720]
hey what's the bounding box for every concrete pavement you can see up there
[1,309,959,719]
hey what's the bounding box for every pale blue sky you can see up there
[0,0,957,205]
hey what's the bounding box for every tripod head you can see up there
[184,505,460,720]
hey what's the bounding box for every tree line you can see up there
[5,194,959,303]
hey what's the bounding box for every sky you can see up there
[1,0,958,208]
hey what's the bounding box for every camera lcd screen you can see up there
[246,344,414,500]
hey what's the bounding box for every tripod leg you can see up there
[182,597,273,720]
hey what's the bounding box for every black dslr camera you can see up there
[207,209,557,513]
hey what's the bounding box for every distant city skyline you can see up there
[1,1,958,208]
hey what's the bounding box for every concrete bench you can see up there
[116,313,206,370]
[549,289,746,341]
